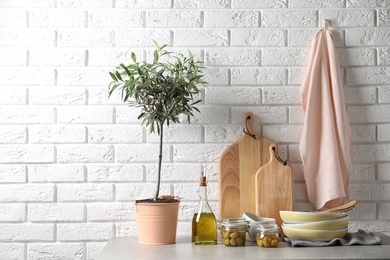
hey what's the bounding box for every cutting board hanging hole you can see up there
[272,146,288,166]
[243,115,256,139]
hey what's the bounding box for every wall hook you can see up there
[323,19,330,29]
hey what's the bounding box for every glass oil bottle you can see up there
[191,172,217,245]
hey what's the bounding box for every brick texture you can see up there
[0,1,389,259]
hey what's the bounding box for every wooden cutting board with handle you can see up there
[219,112,276,219]
[255,144,294,227]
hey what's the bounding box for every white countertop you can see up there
[96,233,390,260]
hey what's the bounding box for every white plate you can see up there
[282,215,349,230]
[280,210,346,224]
[282,225,348,242]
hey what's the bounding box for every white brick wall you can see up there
[1,0,390,259]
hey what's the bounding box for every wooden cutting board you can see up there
[255,144,294,227]
[219,112,276,218]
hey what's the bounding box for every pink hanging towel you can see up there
[299,28,352,211]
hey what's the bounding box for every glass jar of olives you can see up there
[220,218,248,247]
[256,224,280,248]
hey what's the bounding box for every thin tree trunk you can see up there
[155,122,163,199]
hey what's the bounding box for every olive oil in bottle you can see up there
[192,172,217,245]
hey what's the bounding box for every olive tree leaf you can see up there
[115,71,122,81]
[131,52,137,63]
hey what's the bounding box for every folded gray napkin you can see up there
[284,230,382,247]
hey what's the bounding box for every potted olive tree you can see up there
[108,41,205,245]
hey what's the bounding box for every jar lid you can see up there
[221,218,248,228]
[257,223,279,231]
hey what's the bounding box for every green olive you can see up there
[229,232,239,239]
[237,237,244,246]
[222,230,230,239]
[256,236,263,247]
[263,237,271,247]
[230,238,237,246]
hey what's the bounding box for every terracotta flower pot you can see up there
[134,201,180,245]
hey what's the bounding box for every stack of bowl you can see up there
[279,210,349,241]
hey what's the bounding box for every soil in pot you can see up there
[136,198,180,203]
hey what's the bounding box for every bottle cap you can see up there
[200,172,206,186]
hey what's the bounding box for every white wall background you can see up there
[1,0,390,259]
